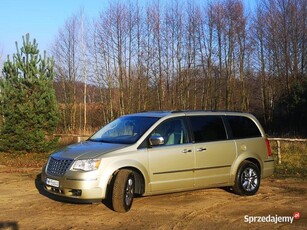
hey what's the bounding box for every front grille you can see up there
[47,157,73,177]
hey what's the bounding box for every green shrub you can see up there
[0,34,59,153]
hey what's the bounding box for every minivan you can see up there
[41,111,274,212]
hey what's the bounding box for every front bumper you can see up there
[41,167,106,200]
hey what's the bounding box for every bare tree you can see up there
[252,0,307,123]
[48,0,307,135]
[52,13,80,132]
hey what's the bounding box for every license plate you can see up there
[46,178,59,188]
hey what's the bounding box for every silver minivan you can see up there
[41,111,274,212]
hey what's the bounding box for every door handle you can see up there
[182,149,192,153]
[196,147,207,152]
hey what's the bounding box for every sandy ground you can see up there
[0,166,306,230]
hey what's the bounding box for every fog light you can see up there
[71,189,82,196]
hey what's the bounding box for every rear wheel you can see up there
[112,169,135,212]
[233,161,260,196]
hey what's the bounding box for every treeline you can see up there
[51,0,307,136]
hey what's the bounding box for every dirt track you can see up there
[0,166,306,230]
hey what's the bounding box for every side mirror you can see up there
[149,136,165,146]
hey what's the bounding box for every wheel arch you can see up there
[104,161,148,201]
[244,158,261,172]
[98,158,150,199]
[111,166,146,195]
[230,153,263,182]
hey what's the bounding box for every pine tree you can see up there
[0,34,59,152]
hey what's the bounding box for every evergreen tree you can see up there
[0,34,59,152]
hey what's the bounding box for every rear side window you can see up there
[227,116,261,139]
[189,116,227,143]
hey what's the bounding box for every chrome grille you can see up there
[47,157,73,177]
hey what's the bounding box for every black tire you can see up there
[233,160,260,196]
[112,169,135,213]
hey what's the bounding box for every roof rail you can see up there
[139,110,172,113]
[171,110,243,113]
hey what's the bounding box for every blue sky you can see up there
[0,0,257,61]
[0,0,105,58]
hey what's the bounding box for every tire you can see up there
[112,169,135,213]
[233,160,260,196]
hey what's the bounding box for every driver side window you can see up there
[150,118,188,146]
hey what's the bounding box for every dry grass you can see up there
[0,152,50,168]
[270,141,307,179]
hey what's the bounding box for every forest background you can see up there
[1,0,307,139]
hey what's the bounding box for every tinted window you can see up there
[189,116,227,143]
[227,116,261,139]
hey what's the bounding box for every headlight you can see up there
[72,159,101,171]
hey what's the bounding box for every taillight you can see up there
[265,138,272,157]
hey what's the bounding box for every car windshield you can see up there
[89,116,160,144]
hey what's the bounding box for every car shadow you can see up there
[221,186,236,195]
[0,222,18,230]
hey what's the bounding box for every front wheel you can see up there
[233,161,260,196]
[112,169,135,212]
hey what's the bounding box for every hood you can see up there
[51,141,128,160]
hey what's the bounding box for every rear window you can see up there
[189,116,227,143]
[227,116,261,139]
